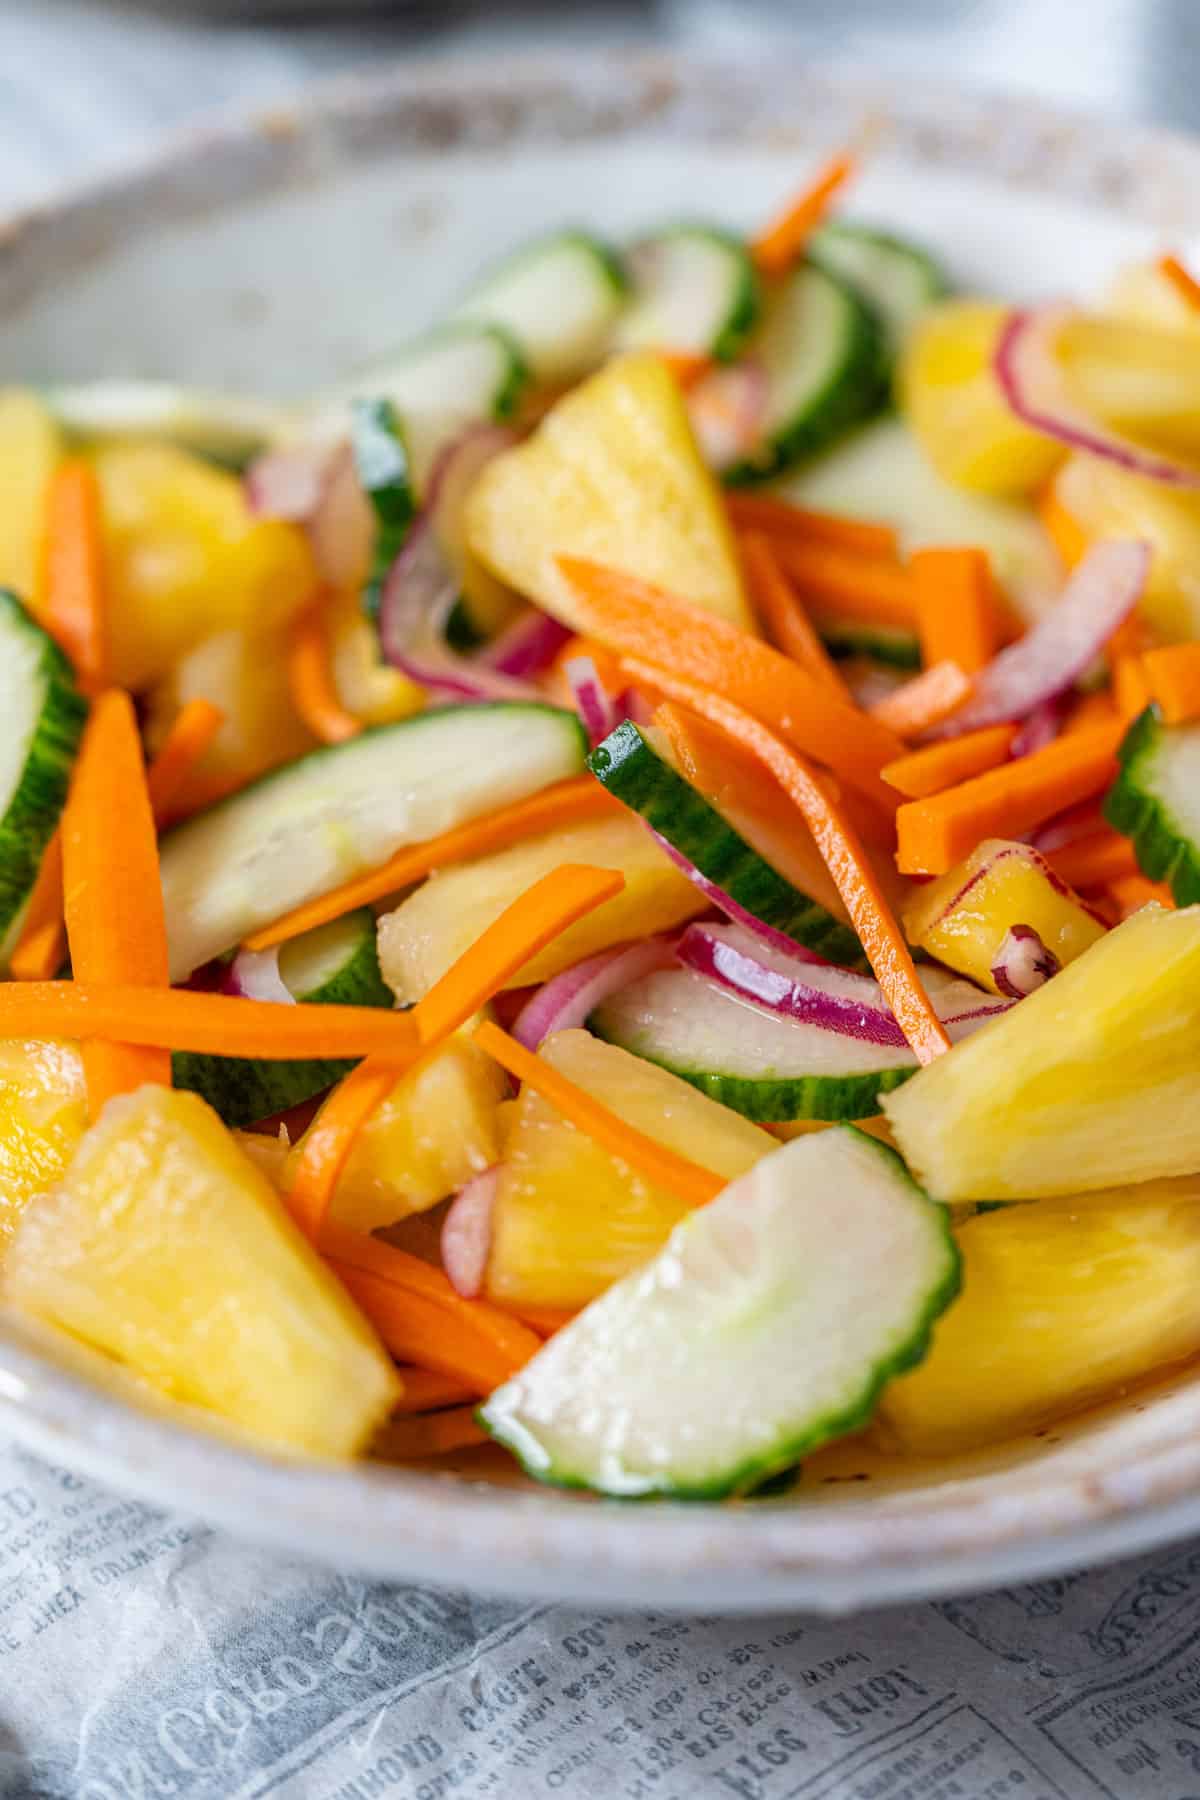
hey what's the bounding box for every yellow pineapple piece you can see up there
[884,903,1200,1200]
[903,838,1104,994]
[0,390,63,600]
[0,1040,86,1247]
[326,591,424,728]
[465,351,751,629]
[1107,259,1200,336]
[145,625,315,794]
[898,300,1065,496]
[1052,452,1200,641]
[882,1186,1200,1452]
[1056,313,1200,458]
[377,813,705,1003]
[486,1029,773,1310]
[3,1086,400,1456]
[94,443,316,691]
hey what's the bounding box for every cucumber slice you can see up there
[1105,707,1200,902]
[613,226,759,363]
[480,1126,959,1498]
[809,223,948,361]
[818,620,922,669]
[159,701,587,981]
[49,381,286,470]
[587,721,862,964]
[725,262,886,485]
[454,231,627,383]
[0,592,88,962]
[172,909,391,1127]
[351,398,416,620]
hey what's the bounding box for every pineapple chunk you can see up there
[883,903,1200,1200]
[377,813,705,1003]
[904,838,1104,994]
[0,390,63,600]
[1057,314,1200,459]
[95,443,316,691]
[145,626,314,797]
[465,352,751,630]
[3,1086,400,1456]
[881,1186,1200,1452]
[0,1040,86,1247]
[1108,259,1200,336]
[1052,452,1200,642]
[486,1029,773,1310]
[327,591,424,728]
[899,300,1065,496]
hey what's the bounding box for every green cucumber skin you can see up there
[627,224,761,363]
[808,222,949,358]
[352,398,416,622]
[725,264,888,487]
[172,911,392,1127]
[820,624,922,670]
[0,591,89,948]
[587,720,863,965]
[1104,707,1200,904]
[481,1128,961,1500]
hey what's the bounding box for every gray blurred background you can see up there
[2,0,1199,213]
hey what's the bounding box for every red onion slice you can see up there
[442,1167,500,1299]
[1009,694,1067,758]
[565,654,620,746]
[686,360,769,471]
[994,305,1200,488]
[931,540,1149,738]
[650,829,828,964]
[512,937,678,1050]
[224,947,295,1005]
[244,444,341,522]
[990,924,1061,999]
[481,608,572,679]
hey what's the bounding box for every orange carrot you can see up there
[657,350,714,388]
[375,1405,489,1459]
[1113,653,1152,721]
[61,691,171,1115]
[243,777,621,952]
[630,682,951,1064]
[895,720,1125,875]
[555,556,903,810]
[1158,251,1200,313]
[391,1368,477,1414]
[1107,608,1151,663]
[869,661,973,736]
[1064,689,1118,734]
[881,725,1016,800]
[145,698,225,823]
[1109,871,1175,917]
[726,493,898,558]
[1142,642,1200,724]
[1038,484,1090,571]
[288,1061,408,1242]
[753,150,857,275]
[1046,830,1138,890]
[288,601,361,745]
[769,538,917,630]
[36,460,108,694]
[911,547,999,675]
[505,1306,575,1337]
[740,531,851,698]
[9,833,66,982]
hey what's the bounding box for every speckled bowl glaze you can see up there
[4,52,1200,1613]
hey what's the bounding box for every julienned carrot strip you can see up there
[1109,871,1175,916]
[506,1306,575,1337]
[726,493,898,558]
[476,1020,726,1206]
[288,603,361,745]
[9,832,65,981]
[243,777,621,952]
[1038,484,1090,571]
[375,1406,489,1460]
[657,350,714,389]
[1064,689,1118,735]
[631,683,950,1064]
[740,531,851,698]
[1107,609,1151,663]
[881,725,1016,800]
[144,698,225,823]
[1142,642,1200,724]
[61,691,171,1116]
[1046,830,1138,890]
[768,539,917,631]
[555,556,903,811]
[36,459,107,693]
[910,547,999,675]
[752,150,857,275]
[895,720,1126,876]
[869,661,973,736]
[288,1062,407,1243]
[1113,654,1152,721]
[1158,252,1200,313]
[0,983,420,1058]
[391,1368,477,1414]
[331,1264,531,1392]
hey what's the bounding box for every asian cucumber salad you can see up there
[6,146,1200,1498]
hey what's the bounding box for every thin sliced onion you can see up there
[482,608,572,679]
[565,654,619,746]
[650,828,828,963]
[246,442,374,589]
[931,540,1149,738]
[686,360,768,471]
[377,515,534,702]
[511,938,678,1049]
[224,946,295,1005]
[1009,694,1067,758]
[991,924,1060,999]
[244,444,339,521]
[442,1167,500,1299]
[994,305,1200,488]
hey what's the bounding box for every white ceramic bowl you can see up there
[4,51,1200,1613]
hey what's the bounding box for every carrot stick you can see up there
[1158,252,1200,313]
[288,1061,408,1243]
[145,698,225,824]
[895,719,1125,876]
[1045,830,1138,890]
[1064,689,1118,734]
[36,459,108,694]
[869,661,973,736]
[768,539,918,631]
[555,556,903,810]
[375,1405,489,1460]
[476,1020,725,1205]
[9,833,66,982]
[505,1306,575,1337]
[753,150,857,275]
[1142,642,1200,724]
[911,547,999,675]
[740,531,852,698]
[1107,608,1151,663]
[61,690,171,1116]
[881,724,1016,800]
[243,777,620,952]
[391,1368,477,1414]
[631,683,951,1064]
[0,983,420,1059]
[332,1266,528,1392]
[726,493,898,558]
[1113,653,1152,721]
[1109,871,1175,916]
[1038,483,1090,571]
[657,350,714,389]
[287,602,361,746]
